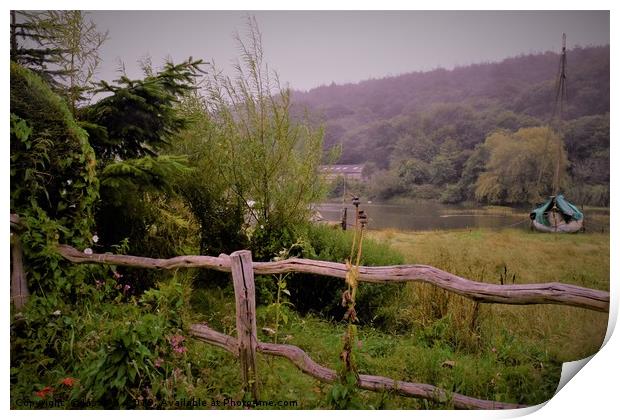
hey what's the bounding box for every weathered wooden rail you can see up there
[55,244,609,312]
[9,215,610,409]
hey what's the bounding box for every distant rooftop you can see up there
[319,164,364,173]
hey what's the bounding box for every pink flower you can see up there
[170,335,185,347]
[154,358,164,368]
[170,335,188,354]
[113,271,123,280]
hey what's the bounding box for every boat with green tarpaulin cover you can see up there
[529,194,583,233]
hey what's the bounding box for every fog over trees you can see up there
[293,45,609,205]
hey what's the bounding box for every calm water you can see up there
[315,201,530,231]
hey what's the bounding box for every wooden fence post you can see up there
[230,250,259,399]
[10,233,29,310]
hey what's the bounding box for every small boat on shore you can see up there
[530,195,583,233]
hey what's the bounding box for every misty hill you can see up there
[291,45,609,205]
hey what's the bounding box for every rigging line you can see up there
[502,218,530,228]
[552,34,568,195]
[536,33,567,196]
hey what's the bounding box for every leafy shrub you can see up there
[285,223,404,326]
[10,62,101,295]
[440,183,464,204]
[76,309,170,406]
[369,169,406,200]
[11,275,194,409]
[10,62,99,239]
[72,276,195,408]
[409,184,440,199]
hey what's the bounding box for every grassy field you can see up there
[185,228,609,409]
[368,229,609,360]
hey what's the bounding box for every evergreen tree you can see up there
[80,58,205,162]
[10,11,108,111]
[10,11,70,91]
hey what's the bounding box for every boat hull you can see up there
[531,217,583,233]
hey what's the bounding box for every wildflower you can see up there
[154,358,164,368]
[35,386,54,399]
[52,310,61,316]
[170,334,188,354]
[170,335,185,347]
[92,234,99,243]
[84,248,93,255]
[66,179,72,185]
[491,347,497,353]
[113,270,123,280]
[95,279,104,289]
[60,377,77,387]
[123,284,131,293]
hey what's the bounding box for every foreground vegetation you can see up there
[190,227,608,408]
[11,225,609,409]
[142,227,613,408]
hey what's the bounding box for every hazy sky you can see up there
[90,10,609,91]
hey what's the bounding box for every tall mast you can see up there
[552,33,567,195]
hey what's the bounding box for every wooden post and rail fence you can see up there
[9,214,610,410]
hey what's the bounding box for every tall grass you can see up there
[369,228,609,361]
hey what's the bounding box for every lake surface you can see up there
[315,201,531,231]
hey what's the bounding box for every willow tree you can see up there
[475,127,568,204]
[169,93,248,261]
[202,17,326,259]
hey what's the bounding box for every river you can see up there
[315,201,532,231]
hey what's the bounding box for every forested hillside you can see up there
[293,45,609,205]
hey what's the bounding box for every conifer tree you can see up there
[10,10,108,112]
[80,58,205,161]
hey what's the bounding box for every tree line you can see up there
[294,45,609,206]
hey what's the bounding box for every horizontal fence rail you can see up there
[56,244,609,312]
[190,323,523,410]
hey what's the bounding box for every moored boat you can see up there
[530,194,583,233]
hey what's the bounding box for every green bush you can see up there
[285,223,404,326]
[10,62,101,297]
[11,274,195,409]
[440,183,464,204]
[10,62,99,238]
